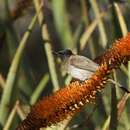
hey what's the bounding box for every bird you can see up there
[53,49,99,81]
[53,49,130,93]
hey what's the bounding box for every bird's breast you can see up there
[67,65,95,81]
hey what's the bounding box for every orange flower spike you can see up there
[96,33,130,66]
[16,33,130,130]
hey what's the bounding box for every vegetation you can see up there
[0,0,130,130]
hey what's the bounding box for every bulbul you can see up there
[53,49,130,93]
[53,49,98,81]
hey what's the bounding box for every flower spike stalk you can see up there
[16,33,130,130]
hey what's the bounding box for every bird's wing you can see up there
[69,55,99,72]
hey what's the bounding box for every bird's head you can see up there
[53,49,73,60]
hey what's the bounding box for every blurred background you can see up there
[0,0,130,130]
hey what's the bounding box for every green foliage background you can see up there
[0,0,130,130]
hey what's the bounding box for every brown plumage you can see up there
[16,33,130,130]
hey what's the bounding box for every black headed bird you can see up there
[53,49,130,93]
[53,49,99,81]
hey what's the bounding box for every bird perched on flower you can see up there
[53,49,130,93]
[53,49,99,81]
